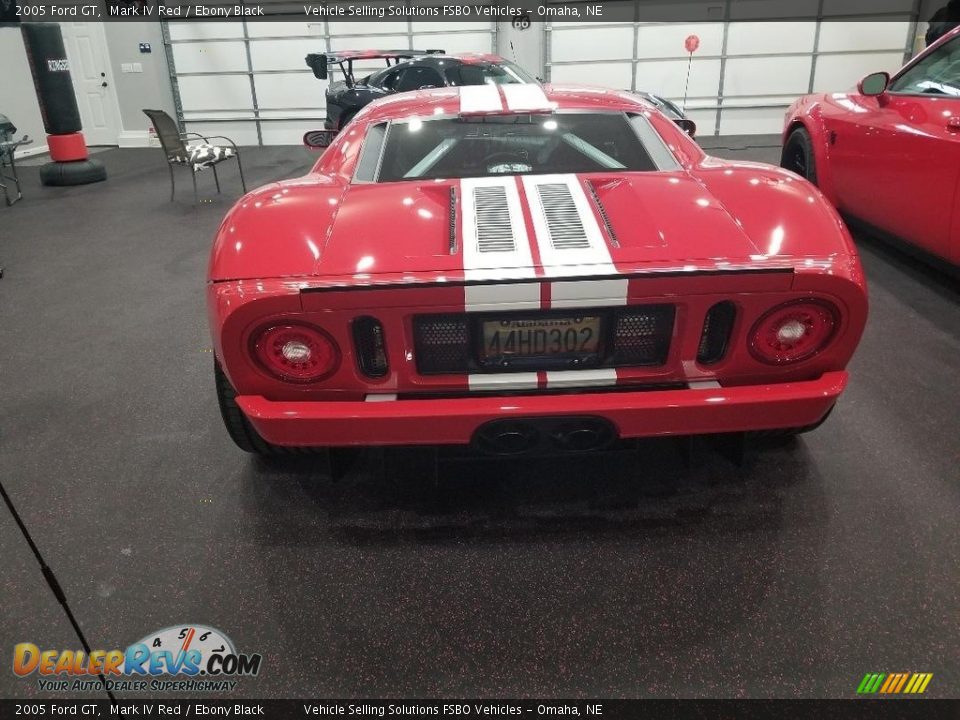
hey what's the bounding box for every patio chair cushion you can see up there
[173,143,236,172]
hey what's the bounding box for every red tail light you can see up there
[749,300,838,365]
[252,323,340,383]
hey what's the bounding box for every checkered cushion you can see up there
[172,143,235,172]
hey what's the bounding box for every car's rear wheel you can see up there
[215,362,353,473]
[781,127,818,185]
[215,361,278,455]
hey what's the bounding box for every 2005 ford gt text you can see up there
[207,83,868,459]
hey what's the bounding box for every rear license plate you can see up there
[481,315,602,365]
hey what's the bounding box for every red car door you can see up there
[827,34,960,262]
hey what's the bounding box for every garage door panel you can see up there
[551,26,635,61]
[250,38,327,72]
[681,107,718,131]
[550,62,633,89]
[172,41,247,74]
[719,106,791,134]
[636,23,724,58]
[166,20,491,145]
[813,51,906,91]
[329,34,410,52]
[724,56,811,96]
[327,21,409,36]
[183,121,259,146]
[817,21,910,52]
[726,21,817,55]
[412,21,489,33]
[636,58,722,98]
[167,22,243,41]
[178,75,253,112]
[412,32,492,55]
[183,110,252,121]
[259,120,324,146]
[246,22,321,38]
[258,109,323,120]
[255,73,324,109]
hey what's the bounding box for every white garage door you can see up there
[162,20,496,145]
[547,1,920,135]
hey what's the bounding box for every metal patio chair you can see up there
[0,114,31,207]
[142,109,246,205]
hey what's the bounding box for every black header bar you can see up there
[0,699,958,719]
[1,0,923,24]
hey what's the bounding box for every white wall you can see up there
[0,26,48,157]
[103,22,176,146]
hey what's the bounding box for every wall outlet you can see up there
[139,43,151,53]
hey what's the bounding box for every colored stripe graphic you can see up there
[857,673,932,695]
[892,673,909,693]
[879,674,896,693]
[856,673,884,694]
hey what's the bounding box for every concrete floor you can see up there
[1,139,958,699]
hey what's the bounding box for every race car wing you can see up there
[305,49,445,85]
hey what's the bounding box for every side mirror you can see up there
[305,53,327,80]
[303,129,337,150]
[858,71,890,97]
[675,118,697,138]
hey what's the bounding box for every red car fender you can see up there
[784,100,841,208]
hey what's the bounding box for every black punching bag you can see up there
[22,23,107,186]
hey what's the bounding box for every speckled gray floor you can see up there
[0,142,957,700]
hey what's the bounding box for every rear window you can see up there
[444,61,537,86]
[374,113,669,182]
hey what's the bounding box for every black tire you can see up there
[781,127,818,185]
[214,362,355,474]
[215,361,276,455]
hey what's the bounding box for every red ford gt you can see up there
[208,84,867,457]
[782,26,960,267]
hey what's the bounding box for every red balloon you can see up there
[685,35,701,53]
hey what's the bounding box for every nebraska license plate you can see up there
[481,315,602,362]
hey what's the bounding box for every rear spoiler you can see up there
[305,49,445,87]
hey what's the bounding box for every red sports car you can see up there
[208,84,868,458]
[782,26,960,267]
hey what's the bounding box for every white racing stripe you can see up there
[546,369,618,389]
[460,177,539,312]
[501,83,552,112]
[459,84,503,113]
[468,373,539,392]
[521,174,628,307]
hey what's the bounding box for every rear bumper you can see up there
[237,371,847,447]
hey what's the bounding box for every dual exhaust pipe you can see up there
[474,417,616,456]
